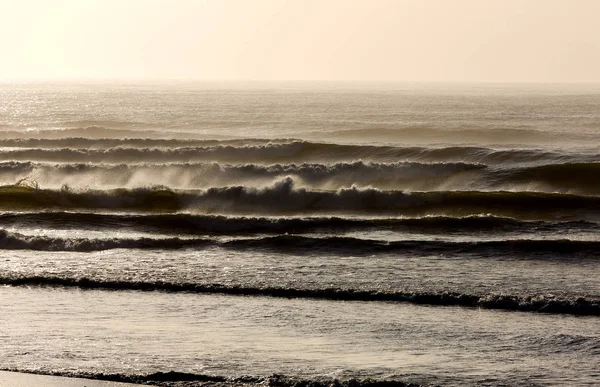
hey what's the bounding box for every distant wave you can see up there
[0,137,288,149]
[321,126,599,145]
[2,212,596,235]
[0,142,592,165]
[1,230,599,258]
[2,275,598,315]
[0,126,195,140]
[1,180,600,218]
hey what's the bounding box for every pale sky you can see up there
[1,0,599,83]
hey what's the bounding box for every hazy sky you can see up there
[1,0,599,82]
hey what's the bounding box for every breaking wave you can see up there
[5,159,600,193]
[1,179,600,218]
[0,160,486,190]
[2,275,598,316]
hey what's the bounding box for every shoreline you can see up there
[0,371,152,387]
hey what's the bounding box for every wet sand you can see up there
[0,371,151,387]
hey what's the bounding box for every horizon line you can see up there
[2,78,600,86]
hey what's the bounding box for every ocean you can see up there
[0,82,598,386]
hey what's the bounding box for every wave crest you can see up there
[1,181,600,218]
[2,212,595,235]
[2,275,598,316]
[1,230,599,257]
[0,142,591,165]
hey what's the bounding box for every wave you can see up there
[223,235,600,257]
[0,184,184,211]
[322,126,599,145]
[516,333,600,354]
[0,160,486,191]
[2,275,598,316]
[0,137,288,149]
[0,142,592,165]
[1,180,600,218]
[0,370,422,387]
[0,126,200,140]
[2,212,596,235]
[4,160,600,193]
[0,229,211,252]
[503,162,600,194]
[2,230,599,258]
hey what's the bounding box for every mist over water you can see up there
[1,83,599,386]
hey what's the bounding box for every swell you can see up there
[2,275,598,316]
[0,142,592,165]
[0,126,201,140]
[2,212,596,235]
[2,231,599,257]
[1,181,600,218]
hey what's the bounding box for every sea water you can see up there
[0,82,599,386]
